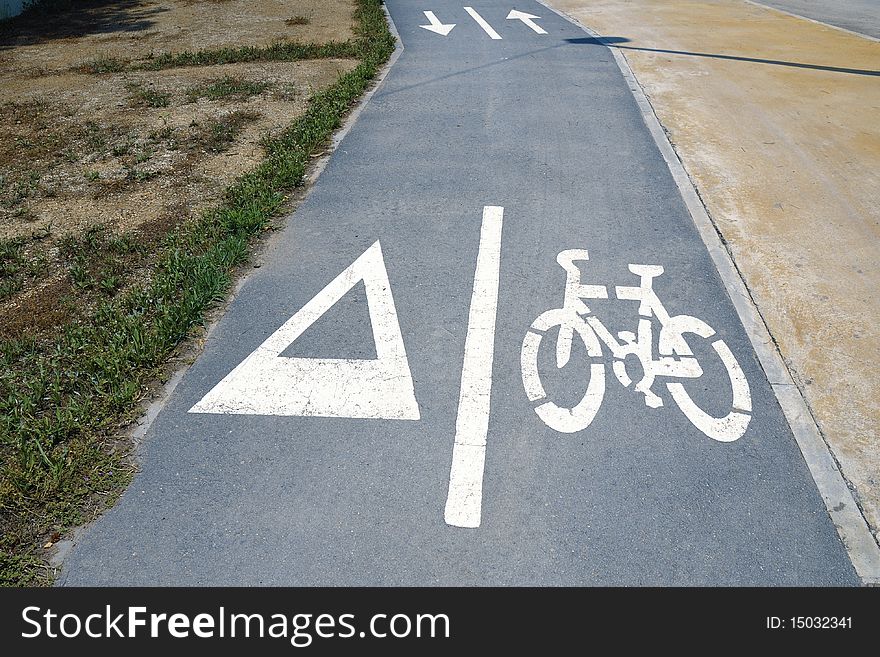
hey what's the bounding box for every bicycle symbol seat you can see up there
[520,249,752,442]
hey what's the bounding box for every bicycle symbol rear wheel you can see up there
[520,309,606,433]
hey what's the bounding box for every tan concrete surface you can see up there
[545,0,880,539]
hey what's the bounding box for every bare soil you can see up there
[0,0,357,340]
[0,0,355,74]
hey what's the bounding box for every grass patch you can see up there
[0,0,395,587]
[59,224,144,295]
[111,138,133,157]
[123,166,160,183]
[0,169,42,209]
[127,83,171,109]
[186,76,271,103]
[0,237,25,301]
[74,19,368,76]
[0,236,47,303]
[142,40,359,71]
[286,16,310,26]
[190,110,260,153]
[77,56,126,75]
[136,89,170,108]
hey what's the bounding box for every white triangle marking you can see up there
[189,241,420,420]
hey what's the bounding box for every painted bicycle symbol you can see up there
[520,250,752,442]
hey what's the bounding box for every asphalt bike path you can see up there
[60,0,858,585]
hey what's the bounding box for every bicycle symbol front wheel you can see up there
[520,309,606,433]
[660,317,752,442]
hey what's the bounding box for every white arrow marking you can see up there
[444,206,504,528]
[419,10,455,36]
[464,6,502,40]
[189,241,419,420]
[506,9,547,34]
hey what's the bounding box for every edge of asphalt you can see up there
[51,7,407,577]
[743,0,880,43]
[535,0,880,585]
[127,12,405,455]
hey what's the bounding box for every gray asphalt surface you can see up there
[754,0,880,39]
[59,0,859,586]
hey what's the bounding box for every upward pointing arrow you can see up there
[420,10,455,36]
[506,9,548,34]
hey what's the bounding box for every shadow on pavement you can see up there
[566,37,880,77]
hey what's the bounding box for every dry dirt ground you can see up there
[0,0,357,340]
[546,0,880,540]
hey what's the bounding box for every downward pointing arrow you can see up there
[420,10,455,36]
[506,9,548,34]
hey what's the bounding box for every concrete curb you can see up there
[537,0,880,585]
[306,4,404,185]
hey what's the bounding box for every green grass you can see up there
[0,237,47,302]
[191,111,260,153]
[72,6,375,77]
[60,224,145,294]
[78,56,126,75]
[127,84,171,109]
[0,0,395,587]
[0,169,41,209]
[112,141,132,157]
[0,238,25,301]
[142,40,359,72]
[76,33,368,76]
[186,76,271,103]
[124,167,159,182]
[0,237,25,277]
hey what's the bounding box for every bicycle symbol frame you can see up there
[520,249,752,442]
